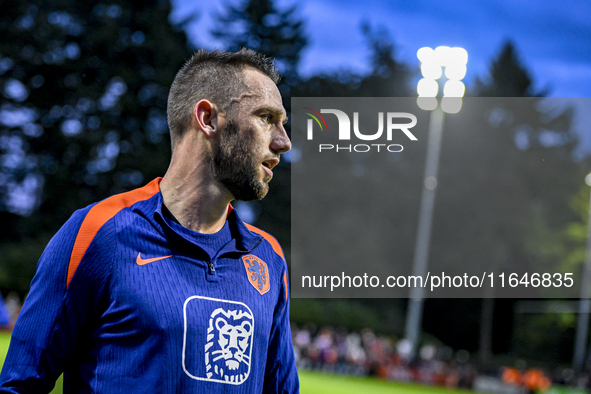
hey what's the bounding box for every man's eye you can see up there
[261,115,272,123]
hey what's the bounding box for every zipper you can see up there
[207,261,215,274]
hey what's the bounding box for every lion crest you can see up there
[204,308,253,384]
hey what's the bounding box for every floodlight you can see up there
[417,47,435,64]
[416,45,467,112]
[441,97,463,114]
[417,78,439,97]
[444,64,467,81]
[443,80,465,97]
[450,47,468,65]
[417,97,438,111]
[434,46,452,65]
[421,63,442,80]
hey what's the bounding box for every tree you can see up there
[508,185,590,364]
[356,22,413,97]
[211,0,307,89]
[292,22,414,98]
[473,40,543,97]
[0,0,192,294]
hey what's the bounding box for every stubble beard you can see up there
[211,119,270,201]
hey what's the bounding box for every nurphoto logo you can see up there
[304,107,418,153]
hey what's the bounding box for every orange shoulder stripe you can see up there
[283,270,289,301]
[244,223,285,261]
[66,178,161,287]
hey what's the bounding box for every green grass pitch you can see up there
[0,331,468,393]
[299,370,470,394]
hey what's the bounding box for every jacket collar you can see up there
[135,178,263,254]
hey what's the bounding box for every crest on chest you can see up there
[242,254,270,295]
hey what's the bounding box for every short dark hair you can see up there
[167,48,280,147]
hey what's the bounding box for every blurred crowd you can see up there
[292,324,478,388]
[291,324,591,393]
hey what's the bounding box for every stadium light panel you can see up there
[417,78,439,97]
[417,47,435,64]
[421,63,442,80]
[434,46,452,65]
[417,97,438,111]
[441,97,463,114]
[443,80,465,97]
[450,47,468,65]
[444,64,467,81]
[416,46,467,112]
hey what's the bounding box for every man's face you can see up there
[211,69,291,201]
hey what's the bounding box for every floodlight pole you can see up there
[573,179,591,374]
[406,46,466,358]
[404,106,445,357]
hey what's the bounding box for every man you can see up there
[0,49,298,393]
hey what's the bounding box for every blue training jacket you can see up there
[0,178,299,393]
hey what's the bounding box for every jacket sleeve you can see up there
[0,207,112,393]
[263,261,299,394]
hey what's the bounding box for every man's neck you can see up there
[160,174,232,234]
[159,134,232,234]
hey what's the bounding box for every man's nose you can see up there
[271,123,291,154]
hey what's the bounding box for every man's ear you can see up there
[194,99,222,138]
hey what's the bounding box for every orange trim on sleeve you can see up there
[244,223,285,261]
[66,178,162,287]
[283,270,289,301]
